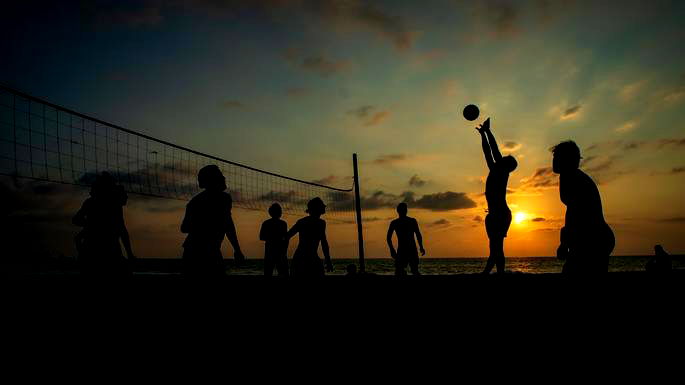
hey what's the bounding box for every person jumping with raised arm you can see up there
[476,118,517,275]
[387,203,425,276]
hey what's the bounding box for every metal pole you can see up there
[353,153,365,273]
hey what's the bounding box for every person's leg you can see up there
[264,253,275,277]
[276,255,289,277]
[395,255,408,276]
[409,254,420,275]
[490,237,505,274]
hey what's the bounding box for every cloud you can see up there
[614,120,638,133]
[347,105,390,126]
[431,219,451,226]
[473,215,483,223]
[584,138,685,156]
[560,105,581,120]
[531,217,546,222]
[373,154,411,165]
[663,88,685,104]
[355,190,475,212]
[518,167,557,191]
[619,80,647,102]
[408,174,426,188]
[501,141,522,152]
[671,167,685,174]
[410,191,477,212]
[155,1,415,50]
[220,100,246,109]
[310,1,415,50]
[301,55,352,77]
[311,175,353,186]
[488,1,520,38]
[284,49,352,77]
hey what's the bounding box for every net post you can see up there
[353,153,365,273]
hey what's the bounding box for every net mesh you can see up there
[0,85,356,222]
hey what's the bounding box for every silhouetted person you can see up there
[286,197,333,278]
[552,141,615,274]
[476,118,517,274]
[73,172,135,276]
[646,245,671,273]
[260,203,289,277]
[181,165,245,278]
[387,203,425,276]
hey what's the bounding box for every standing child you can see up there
[260,203,289,277]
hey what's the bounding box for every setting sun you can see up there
[514,212,528,225]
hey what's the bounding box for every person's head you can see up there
[198,165,227,191]
[502,155,518,173]
[268,203,282,219]
[306,197,326,216]
[655,244,665,254]
[397,202,408,217]
[346,264,357,275]
[90,172,116,199]
[551,141,581,174]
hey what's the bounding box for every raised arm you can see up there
[483,119,502,162]
[477,120,495,170]
[386,222,397,258]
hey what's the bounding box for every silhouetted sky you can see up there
[2,0,685,258]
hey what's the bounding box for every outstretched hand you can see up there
[325,259,334,273]
[475,118,491,134]
[420,248,426,256]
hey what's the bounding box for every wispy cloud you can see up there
[284,48,352,77]
[431,219,451,226]
[408,174,426,188]
[501,141,522,152]
[614,120,638,133]
[560,104,581,120]
[348,105,390,126]
[373,154,411,165]
[619,80,647,102]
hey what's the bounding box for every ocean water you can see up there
[226,256,685,275]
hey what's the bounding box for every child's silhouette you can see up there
[286,197,333,278]
[181,165,245,278]
[259,203,289,277]
[552,141,614,273]
[475,118,517,274]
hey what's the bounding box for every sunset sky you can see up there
[2,0,684,259]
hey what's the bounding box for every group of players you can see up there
[73,118,615,277]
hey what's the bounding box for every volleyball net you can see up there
[0,85,357,223]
